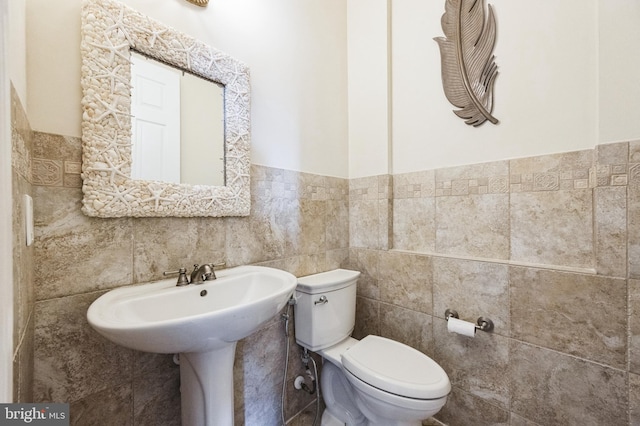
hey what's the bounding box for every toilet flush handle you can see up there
[314,295,328,305]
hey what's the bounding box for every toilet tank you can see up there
[294,269,361,351]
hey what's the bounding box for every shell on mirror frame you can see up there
[185,0,209,6]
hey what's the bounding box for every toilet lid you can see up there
[341,335,450,400]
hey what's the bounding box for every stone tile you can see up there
[326,199,349,250]
[510,267,627,368]
[350,176,389,250]
[350,175,379,201]
[284,199,327,257]
[354,296,379,340]
[510,150,593,192]
[510,342,627,426]
[595,186,627,277]
[234,322,287,426]
[349,199,381,249]
[435,160,509,191]
[629,176,640,278]
[630,279,640,374]
[422,417,446,426]
[133,353,181,426]
[70,383,133,426]
[379,303,433,355]
[300,172,328,201]
[631,373,640,426]
[32,131,82,164]
[436,387,509,426]
[11,85,32,183]
[630,140,640,163]
[132,216,226,283]
[12,172,34,349]
[33,186,133,299]
[595,143,629,188]
[225,199,287,265]
[510,150,593,176]
[283,253,327,278]
[510,190,593,269]
[433,257,509,335]
[393,170,435,198]
[509,413,542,426]
[282,312,323,391]
[32,159,62,186]
[378,251,432,314]
[347,248,379,300]
[34,292,134,403]
[434,318,510,409]
[378,198,392,251]
[286,401,324,426]
[597,141,629,166]
[436,193,510,259]
[325,176,349,202]
[392,197,436,252]
[325,247,349,271]
[13,315,34,403]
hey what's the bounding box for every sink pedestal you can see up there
[180,343,238,426]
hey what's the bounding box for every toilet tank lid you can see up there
[341,335,451,400]
[296,269,361,294]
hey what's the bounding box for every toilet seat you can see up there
[341,335,450,400]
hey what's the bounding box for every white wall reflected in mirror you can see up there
[130,51,225,186]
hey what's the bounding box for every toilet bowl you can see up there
[294,269,451,426]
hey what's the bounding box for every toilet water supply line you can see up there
[281,296,320,426]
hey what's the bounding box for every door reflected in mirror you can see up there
[130,51,225,186]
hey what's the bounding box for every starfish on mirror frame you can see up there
[93,95,130,129]
[141,184,175,212]
[88,36,130,67]
[104,4,134,45]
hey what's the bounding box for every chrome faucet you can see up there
[190,263,216,284]
[163,262,225,286]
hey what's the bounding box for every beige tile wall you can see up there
[11,84,34,403]
[19,108,640,424]
[28,129,348,424]
[350,142,640,425]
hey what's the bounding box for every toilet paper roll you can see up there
[447,317,476,338]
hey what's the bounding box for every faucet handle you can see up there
[163,267,190,286]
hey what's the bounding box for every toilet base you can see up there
[321,409,347,426]
[320,407,423,426]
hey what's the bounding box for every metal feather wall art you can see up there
[434,0,499,126]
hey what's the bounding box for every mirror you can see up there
[130,51,225,186]
[80,0,250,217]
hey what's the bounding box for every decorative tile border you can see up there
[393,144,632,198]
[251,165,347,202]
[630,164,640,188]
[11,85,32,184]
[436,176,509,196]
[32,158,83,188]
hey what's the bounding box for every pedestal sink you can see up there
[87,265,297,426]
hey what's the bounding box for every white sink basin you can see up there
[87,265,297,353]
[88,264,297,425]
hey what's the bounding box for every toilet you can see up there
[294,269,451,426]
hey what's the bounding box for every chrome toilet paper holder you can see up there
[445,309,494,332]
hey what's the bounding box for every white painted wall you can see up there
[24,0,640,179]
[348,0,640,178]
[26,0,349,178]
[598,0,640,144]
[1,0,14,403]
[347,0,391,178]
[9,0,27,107]
[387,0,599,175]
